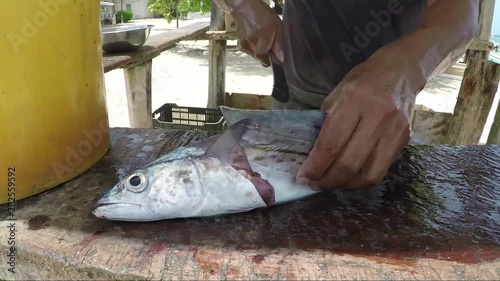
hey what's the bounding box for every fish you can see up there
[92,106,425,222]
[92,107,327,221]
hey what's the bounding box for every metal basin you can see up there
[101,24,154,53]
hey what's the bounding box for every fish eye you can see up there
[125,172,148,193]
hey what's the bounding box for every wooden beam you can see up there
[102,21,210,73]
[445,58,500,145]
[412,110,453,145]
[224,13,237,32]
[205,30,238,41]
[467,39,494,52]
[124,59,153,128]
[207,1,227,108]
[443,62,466,77]
[487,99,500,144]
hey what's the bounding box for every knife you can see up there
[269,54,290,103]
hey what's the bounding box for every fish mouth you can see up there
[92,201,145,220]
[93,202,142,208]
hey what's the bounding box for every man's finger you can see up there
[344,123,409,189]
[255,33,274,66]
[239,38,256,58]
[271,24,285,63]
[296,106,360,184]
[310,115,383,189]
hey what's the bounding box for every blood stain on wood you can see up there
[148,241,167,255]
[227,267,239,276]
[356,254,418,268]
[81,230,104,247]
[193,249,222,273]
[252,254,266,264]
[27,215,50,230]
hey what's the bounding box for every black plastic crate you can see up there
[152,103,226,132]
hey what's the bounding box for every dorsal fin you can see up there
[204,118,252,166]
[204,117,276,207]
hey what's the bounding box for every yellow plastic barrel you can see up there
[0,0,110,204]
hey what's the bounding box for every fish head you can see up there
[93,147,207,221]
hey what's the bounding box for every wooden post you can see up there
[445,58,500,145]
[487,101,500,144]
[124,60,153,128]
[467,0,495,60]
[207,0,227,108]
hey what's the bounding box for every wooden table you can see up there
[101,21,210,129]
[1,128,499,280]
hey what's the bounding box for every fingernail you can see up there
[309,182,323,192]
[296,175,321,191]
[296,174,310,186]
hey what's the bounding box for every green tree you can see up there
[147,0,211,23]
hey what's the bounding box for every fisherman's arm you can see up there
[212,0,284,66]
[382,0,480,86]
[296,0,479,190]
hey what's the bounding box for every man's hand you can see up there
[220,0,284,66]
[295,0,479,190]
[296,54,416,190]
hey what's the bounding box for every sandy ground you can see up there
[103,17,499,144]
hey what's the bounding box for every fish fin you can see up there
[220,107,319,155]
[219,106,323,146]
[220,106,324,128]
[204,118,252,168]
[250,177,275,207]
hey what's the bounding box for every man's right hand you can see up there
[216,0,285,67]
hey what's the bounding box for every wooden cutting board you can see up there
[0,128,499,280]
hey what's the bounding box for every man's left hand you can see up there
[296,53,418,190]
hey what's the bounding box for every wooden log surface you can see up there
[207,3,227,108]
[102,21,210,73]
[445,58,500,145]
[0,128,499,280]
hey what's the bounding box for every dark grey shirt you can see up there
[281,0,427,101]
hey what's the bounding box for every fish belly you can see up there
[193,160,268,216]
[245,148,320,205]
